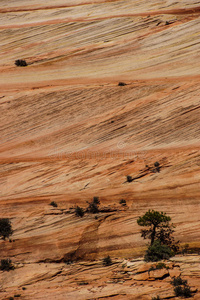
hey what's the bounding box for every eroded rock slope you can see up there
[0,0,200,299]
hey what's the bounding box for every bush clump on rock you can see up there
[50,201,58,208]
[93,197,100,205]
[174,285,192,298]
[87,202,99,213]
[126,175,132,182]
[0,259,15,271]
[119,199,126,206]
[102,255,112,266]
[0,218,13,240]
[171,276,187,287]
[118,82,127,86]
[75,206,84,217]
[171,276,194,298]
[15,59,27,67]
[153,161,160,173]
[144,240,174,262]
[149,262,168,272]
[86,197,100,214]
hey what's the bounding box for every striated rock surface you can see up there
[1,256,200,299]
[0,0,200,299]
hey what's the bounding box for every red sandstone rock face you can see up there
[0,0,200,299]
[0,256,199,299]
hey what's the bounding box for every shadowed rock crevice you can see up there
[68,214,113,261]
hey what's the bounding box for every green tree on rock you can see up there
[137,210,179,261]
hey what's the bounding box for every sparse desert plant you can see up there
[0,218,13,240]
[102,255,112,266]
[87,202,99,213]
[75,206,84,217]
[152,161,160,173]
[171,276,194,298]
[144,240,174,262]
[182,285,193,298]
[174,285,192,298]
[155,262,168,269]
[174,285,184,296]
[77,281,88,285]
[93,197,100,205]
[50,201,58,208]
[15,59,27,67]
[126,175,132,182]
[149,262,168,272]
[118,82,127,86]
[119,199,126,206]
[0,259,15,271]
[14,295,21,298]
[86,197,100,214]
[154,162,160,168]
[171,276,187,287]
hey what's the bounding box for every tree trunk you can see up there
[151,225,156,245]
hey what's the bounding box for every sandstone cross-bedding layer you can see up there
[0,0,200,299]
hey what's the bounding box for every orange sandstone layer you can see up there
[0,0,200,299]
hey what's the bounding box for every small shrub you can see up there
[14,295,21,298]
[171,276,187,287]
[174,285,192,298]
[0,218,13,240]
[153,161,160,173]
[156,262,168,269]
[171,276,194,298]
[87,202,99,213]
[50,201,58,208]
[154,162,160,167]
[77,281,88,285]
[86,197,100,214]
[102,255,112,266]
[119,199,126,206]
[9,297,14,300]
[75,206,84,217]
[93,197,100,205]
[15,59,27,67]
[144,240,174,262]
[0,259,15,271]
[118,82,127,86]
[126,175,132,182]
[149,262,167,272]
[174,285,183,297]
[152,296,161,300]
[182,285,193,298]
